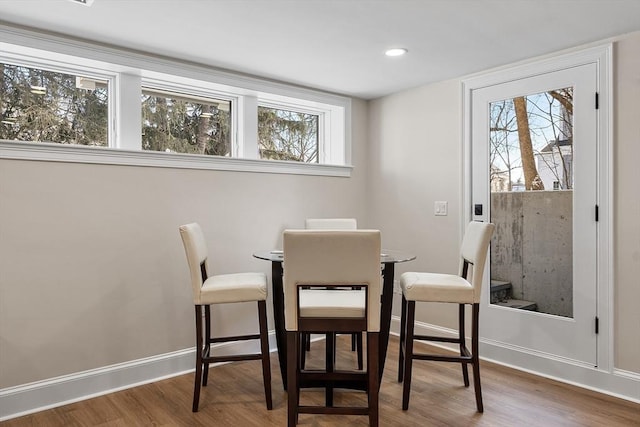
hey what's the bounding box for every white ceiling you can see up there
[1,0,639,99]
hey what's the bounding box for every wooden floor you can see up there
[3,335,639,426]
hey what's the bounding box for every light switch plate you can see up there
[434,201,448,216]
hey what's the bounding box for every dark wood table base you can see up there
[269,259,399,391]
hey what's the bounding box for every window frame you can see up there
[0,53,117,148]
[257,101,324,163]
[140,79,238,157]
[0,23,352,177]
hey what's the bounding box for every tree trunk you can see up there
[513,96,544,190]
[196,108,211,155]
[548,89,573,115]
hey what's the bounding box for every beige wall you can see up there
[367,79,464,328]
[613,31,640,372]
[368,32,640,375]
[1,33,639,392]
[0,101,370,388]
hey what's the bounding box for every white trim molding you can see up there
[0,22,352,176]
[461,43,615,379]
[0,348,194,422]
[0,332,279,421]
[389,316,640,404]
[3,317,637,422]
[0,140,353,177]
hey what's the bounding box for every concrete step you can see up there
[490,280,512,292]
[490,280,512,304]
[493,299,538,311]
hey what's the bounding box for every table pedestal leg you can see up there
[379,262,394,384]
[270,259,400,391]
[271,261,287,390]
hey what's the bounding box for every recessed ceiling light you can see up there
[385,48,408,57]
[68,0,95,6]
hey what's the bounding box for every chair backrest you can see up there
[283,229,381,332]
[460,221,495,299]
[179,222,209,304]
[305,218,357,230]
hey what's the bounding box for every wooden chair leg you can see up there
[459,303,470,387]
[351,285,362,355]
[325,333,335,407]
[287,331,299,427]
[300,332,307,369]
[401,300,416,411]
[202,305,211,387]
[398,294,407,383]
[356,332,363,370]
[332,333,338,365]
[258,301,273,410]
[368,332,380,427]
[472,303,484,412]
[192,305,203,412]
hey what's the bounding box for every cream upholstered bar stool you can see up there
[398,221,494,413]
[303,218,363,370]
[179,223,272,412]
[305,218,357,230]
[283,229,381,426]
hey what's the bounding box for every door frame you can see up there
[462,45,612,373]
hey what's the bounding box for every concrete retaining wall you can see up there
[491,190,573,317]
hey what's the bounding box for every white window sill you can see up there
[0,140,352,177]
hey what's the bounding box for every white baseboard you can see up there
[4,319,638,421]
[0,332,278,421]
[389,316,640,404]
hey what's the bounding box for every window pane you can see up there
[258,106,318,162]
[489,87,574,318]
[489,88,573,192]
[1,63,109,146]
[141,90,231,156]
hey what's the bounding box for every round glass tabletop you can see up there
[253,249,415,264]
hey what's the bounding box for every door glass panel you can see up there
[489,87,574,318]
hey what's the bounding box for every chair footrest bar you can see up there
[207,333,260,344]
[412,353,472,363]
[299,318,367,333]
[204,353,262,363]
[301,371,367,382]
[299,406,370,415]
[414,334,462,344]
[299,379,368,390]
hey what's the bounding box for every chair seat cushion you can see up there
[199,272,268,304]
[299,289,365,318]
[400,272,475,304]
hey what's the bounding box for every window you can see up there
[1,62,109,146]
[258,106,318,162]
[141,89,231,156]
[489,87,573,192]
[0,25,351,176]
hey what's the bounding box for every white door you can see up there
[471,63,598,365]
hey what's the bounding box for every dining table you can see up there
[253,249,416,390]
